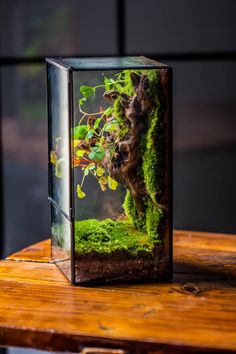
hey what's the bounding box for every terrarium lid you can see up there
[45,56,169,71]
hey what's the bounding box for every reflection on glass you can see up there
[51,204,71,282]
[48,65,70,217]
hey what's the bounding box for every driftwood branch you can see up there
[103,73,153,212]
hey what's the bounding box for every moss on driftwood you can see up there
[115,69,165,242]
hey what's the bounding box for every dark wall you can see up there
[0,0,235,257]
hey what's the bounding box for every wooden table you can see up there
[0,230,235,353]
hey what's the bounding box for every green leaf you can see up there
[84,167,89,176]
[99,175,108,192]
[87,163,96,170]
[79,97,87,106]
[105,78,115,85]
[96,166,105,177]
[73,125,88,139]
[104,77,113,90]
[76,149,86,158]
[103,106,113,116]
[107,176,118,190]
[80,86,94,98]
[94,117,102,130]
[104,119,119,132]
[77,184,86,199]
[88,146,105,161]
[100,176,108,185]
[115,83,123,91]
[86,130,94,140]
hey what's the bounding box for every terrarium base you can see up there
[74,251,170,284]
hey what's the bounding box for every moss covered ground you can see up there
[74,218,160,256]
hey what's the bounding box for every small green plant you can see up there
[71,72,129,198]
[50,72,129,197]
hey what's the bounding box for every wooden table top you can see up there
[0,230,235,353]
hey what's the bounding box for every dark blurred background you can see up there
[0,0,236,262]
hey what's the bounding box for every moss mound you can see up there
[75,218,156,256]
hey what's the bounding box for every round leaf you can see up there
[79,97,87,106]
[86,130,94,140]
[80,86,94,98]
[76,149,86,158]
[73,125,88,139]
[96,166,105,177]
[108,176,118,190]
[88,146,105,162]
[77,184,86,199]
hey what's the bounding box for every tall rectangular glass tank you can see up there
[46,57,172,284]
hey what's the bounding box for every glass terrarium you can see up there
[46,56,172,285]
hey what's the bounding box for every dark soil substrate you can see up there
[74,249,171,284]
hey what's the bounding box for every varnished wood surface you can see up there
[1,230,236,353]
[7,238,52,263]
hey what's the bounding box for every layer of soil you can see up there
[74,247,171,284]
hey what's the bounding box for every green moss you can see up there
[113,96,129,139]
[142,70,163,203]
[121,70,137,96]
[123,191,146,230]
[74,218,154,256]
[145,199,163,241]
[120,69,164,242]
[142,106,163,202]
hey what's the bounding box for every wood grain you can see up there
[7,238,52,263]
[1,230,236,353]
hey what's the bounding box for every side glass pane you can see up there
[48,64,70,217]
[51,204,71,282]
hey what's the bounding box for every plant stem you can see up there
[80,171,86,187]
[90,170,100,181]
[79,104,104,116]
[79,114,86,124]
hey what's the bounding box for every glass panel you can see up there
[1,65,49,257]
[51,204,72,282]
[47,64,70,218]
[72,68,171,284]
[57,56,167,70]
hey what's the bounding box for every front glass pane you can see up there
[72,68,171,284]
